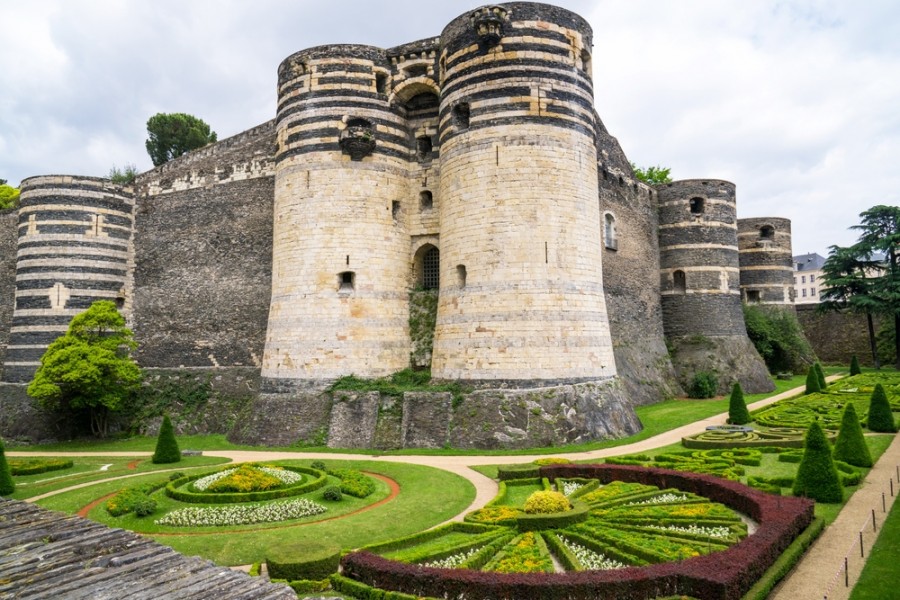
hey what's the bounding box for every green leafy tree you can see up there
[151,415,181,464]
[792,420,843,503]
[0,438,14,496]
[833,403,872,467]
[631,163,672,185]
[814,362,827,390]
[867,383,897,433]
[727,382,751,425]
[145,112,217,166]
[805,365,821,394]
[849,355,861,375]
[27,301,142,437]
[0,184,20,210]
[108,163,139,185]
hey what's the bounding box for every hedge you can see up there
[516,501,589,532]
[792,421,843,503]
[867,383,898,433]
[341,464,814,600]
[832,402,873,467]
[497,464,541,480]
[266,540,340,581]
[152,415,181,464]
[8,458,74,476]
[361,521,504,557]
[0,438,13,496]
[165,465,326,504]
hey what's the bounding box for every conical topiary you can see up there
[792,420,843,503]
[867,384,898,433]
[728,382,752,425]
[805,366,821,394]
[151,415,181,464]
[815,362,827,390]
[850,355,861,376]
[0,437,14,496]
[833,403,873,468]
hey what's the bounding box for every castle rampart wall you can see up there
[0,210,18,380]
[3,176,135,383]
[737,216,794,306]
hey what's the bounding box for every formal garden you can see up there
[2,366,899,599]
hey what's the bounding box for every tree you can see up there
[805,365,821,394]
[833,403,872,467]
[792,420,843,503]
[743,303,816,374]
[728,382,751,425]
[850,355,861,376]
[152,415,181,464]
[145,113,217,166]
[0,438,14,496]
[108,163,139,185]
[867,383,897,433]
[27,301,142,437]
[631,163,672,185]
[814,362,827,390]
[0,184,20,210]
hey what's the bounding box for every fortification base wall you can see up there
[796,305,888,367]
[668,335,774,395]
[0,383,77,444]
[228,378,641,450]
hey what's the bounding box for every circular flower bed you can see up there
[166,463,327,504]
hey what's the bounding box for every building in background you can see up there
[793,252,826,304]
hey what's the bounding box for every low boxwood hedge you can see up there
[267,540,340,581]
[516,501,589,532]
[8,458,74,476]
[165,465,326,504]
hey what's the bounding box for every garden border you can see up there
[165,465,327,504]
[340,464,814,600]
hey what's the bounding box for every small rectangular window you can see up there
[811,287,816,296]
[810,274,815,282]
[802,288,807,297]
[339,271,355,292]
[801,275,806,284]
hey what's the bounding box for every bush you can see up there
[833,403,873,467]
[267,540,341,581]
[743,303,816,374]
[867,383,897,433]
[727,382,751,425]
[533,458,571,466]
[133,498,157,517]
[152,415,181,464]
[523,490,569,514]
[206,464,283,493]
[850,355,861,376]
[106,482,165,516]
[0,438,14,496]
[814,362,827,389]
[323,485,343,501]
[804,366,821,394]
[310,460,326,471]
[169,471,185,481]
[792,421,843,503]
[497,464,541,480]
[329,468,376,498]
[688,371,718,399]
[8,458,73,476]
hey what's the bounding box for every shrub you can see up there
[323,485,343,501]
[792,421,843,503]
[8,458,73,476]
[867,383,897,433]
[497,464,541,480]
[151,415,181,464]
[311,460,326,471]
[523,490,569,514]
[205,464,283,493]
[106,482,164,516]
[267,540,341,581]
[727,382,751,425]
[743,303,816,374]
[169,471,185,481]
[833,403,873,468]
[804,366,821,394]
[688,371,718,399]
[850,355,861,376]
[533,458,571,466]
[814,362,827,389]
[329,468,376,498]
[0,438,14,496]
[133,498,157,517]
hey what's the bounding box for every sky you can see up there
[1,1,898,257]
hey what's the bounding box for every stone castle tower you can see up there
[0,2,790,447]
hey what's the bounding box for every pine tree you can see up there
[792,420,843,503]
[151,415,181,464]
[815,362,827,390]
[0,438,14,496]
[728,382,752,425]
[850,355,861,376]
[867,384,898,433]
[833,403,873,467]
[805,365,821,394]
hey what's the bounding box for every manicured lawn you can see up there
[850,493,900,599]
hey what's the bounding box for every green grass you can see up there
[850,493,900,599]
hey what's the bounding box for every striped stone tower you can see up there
[431,3,617,383]
[4,176,134,383]
[737,217,795,306]
[657,180,773,393]
[261,45,412,382]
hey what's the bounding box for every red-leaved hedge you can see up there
[340,464,814,600]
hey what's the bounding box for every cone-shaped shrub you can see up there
[867,384,898,433]
[833,403,873,467]
[728,382,751,425]
[814,362,827,390]
[0,438,14,496]
[151,415,181,464]
[850,355,861,376]
[805,366,821,394]
[792,420,843,503]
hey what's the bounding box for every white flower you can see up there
[646,524,732,539]
[561,481,583,496]
[155,498,326,527]
[192,468,237,491]
[560,537,626,570]
[626,493,688,506]
[423,546,481,568]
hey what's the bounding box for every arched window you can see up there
[760,225,775,240]
[421,247,440,290]
[673,270,686,294]
[420,190,433,211]
[453,103,470,129]
[604,213,617,250]
[689,197,705,215]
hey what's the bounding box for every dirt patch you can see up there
[77,492,117,518]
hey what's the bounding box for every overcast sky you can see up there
[2,1,898,257]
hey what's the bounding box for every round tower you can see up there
[432,3,616,382]
[261,45,412,382]
[657,180,773,393]
[737,217,795,306]
[4,176,134,383]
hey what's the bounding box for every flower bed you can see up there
[155,497,326,527]
[165,464,326,504]
[8,458,74,476]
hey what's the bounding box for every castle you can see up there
[0,3,797,448]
